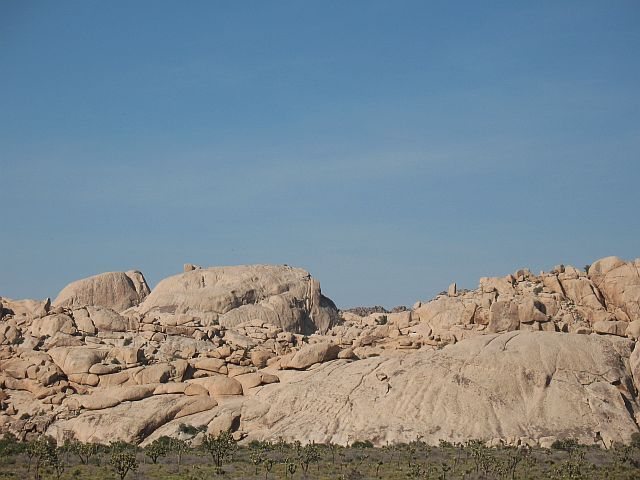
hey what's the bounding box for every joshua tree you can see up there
[326,441,340,464]
[406,463,424,478]
[169,438,190,473]
[250,448,267,475]
[466,439,495,477]
[67,440,98,465]
[27,436,57,480]
[297,442,321,478]
[263,458,274,480]
[109,444,138,480]
[144,436,171,464]
[502,445,531,480]
[46,446,66,480]
[201,430,237,473]
[550,450,586,480]
[284,457,297,478]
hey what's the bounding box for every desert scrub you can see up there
[0,436,638,479]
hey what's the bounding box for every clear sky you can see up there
[1,1,639,308]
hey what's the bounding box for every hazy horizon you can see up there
[1,1,639,308]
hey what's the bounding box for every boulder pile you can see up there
[1,257,639,447]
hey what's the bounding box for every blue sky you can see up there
[1,1,639,308]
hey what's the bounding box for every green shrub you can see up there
[178,423,199,436]
[550,438,580,452]
[248,439,272,450]
[374,315,387,325]
[351,440,374,449]
[0,433,23,456]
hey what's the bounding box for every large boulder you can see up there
[487,300,520,333]
[189,375,244,397]
[131,363,173,385]
[559,277,605,311]
[29,314,77,337]
[0,358,34,379]
[193,358,227,374]
[137,265,338,334]
[0,297,50,319]
[281,342,341,370]
[630,343,640,394]
[589,256,640,322]
[414,296,471,333]
[71,309,96,335]
[54,271,150,312]
[242,332,639,447]
[593,320,628,337]
[48,346,110,376]
[85,306,130,332]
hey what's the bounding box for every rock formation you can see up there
[1,257,640,448]
[135,265,337,334]
[53,271,150,312]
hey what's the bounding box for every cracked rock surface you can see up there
[240,331,639,447]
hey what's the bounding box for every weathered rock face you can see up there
[136,265,338,334]
[242,332,639,447]
[54,271,150,312]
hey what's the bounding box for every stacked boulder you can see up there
[411,256,640,342]
[0,265,340,443]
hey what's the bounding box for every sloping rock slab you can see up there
[47,394,216,444]
[241,331,639,447]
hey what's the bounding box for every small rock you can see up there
[337,348,356,360]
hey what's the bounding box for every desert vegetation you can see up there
[1,431,639,479]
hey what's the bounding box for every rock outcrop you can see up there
[412,258,640,341]
[54,271,150,312]
[241,332,640,447]
[136,265,338,334]
[1,258,640,448]
[589,256,640,323]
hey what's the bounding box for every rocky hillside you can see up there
[1,257,639,448]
